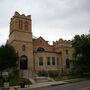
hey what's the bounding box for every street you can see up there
[30,80,90,90]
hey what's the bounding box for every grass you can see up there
[54,76,71,81]
[53,75,90,81]
[65,78,87,83]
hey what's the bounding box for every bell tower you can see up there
[8,12,34,78]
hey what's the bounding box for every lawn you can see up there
[53,75,90,81]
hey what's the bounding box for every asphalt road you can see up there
[31,80,90,90]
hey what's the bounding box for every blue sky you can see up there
[0,0,90,45]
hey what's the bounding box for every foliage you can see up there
[9,76,32,86]
[0,76,32,87]
[72,34,90,74]
[48,71,58,77]
[37,71,48,77]
[37,71,58,77]
[0,78,3,87]
[0,44,18,71]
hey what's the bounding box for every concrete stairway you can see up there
[29,72,55,84]
[29,76,55,84]
[34,77,53,83]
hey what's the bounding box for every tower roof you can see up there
[11,11,31,21]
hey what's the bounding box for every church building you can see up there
[7,12,74,78]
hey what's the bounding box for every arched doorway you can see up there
[20,55,28,70]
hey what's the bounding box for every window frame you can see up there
[37,47,45,52]
[52,57,55,65]
[19,20,23,30]
[22,45,26,51]
[47,57,51,65]
[39,57,43,66]
[66,58,70,68]
[24,21,28,31]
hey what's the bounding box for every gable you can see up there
[33,37,54,52]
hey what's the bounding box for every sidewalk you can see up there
[9,78,86,90]
[9,81,68,90]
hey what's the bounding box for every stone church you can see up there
[7,12,74,78]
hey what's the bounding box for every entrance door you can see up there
[20,55,28,70]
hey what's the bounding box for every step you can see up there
[34,77,52,83]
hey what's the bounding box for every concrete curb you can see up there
[9,81,68,90]
[51,82,68,86]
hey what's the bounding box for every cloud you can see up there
[0,0,90,45]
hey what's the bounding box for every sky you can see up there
[0,0,90,45]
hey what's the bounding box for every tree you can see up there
[72,34,90,75]
[0,44,18,72]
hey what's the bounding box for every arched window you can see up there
[19,20,23,30]
[66,50,68,54]
[22,45,26,51]
[20,55,28,70]
[24,21,28,31]
[37,47,45,52]
[66,58,70,68]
